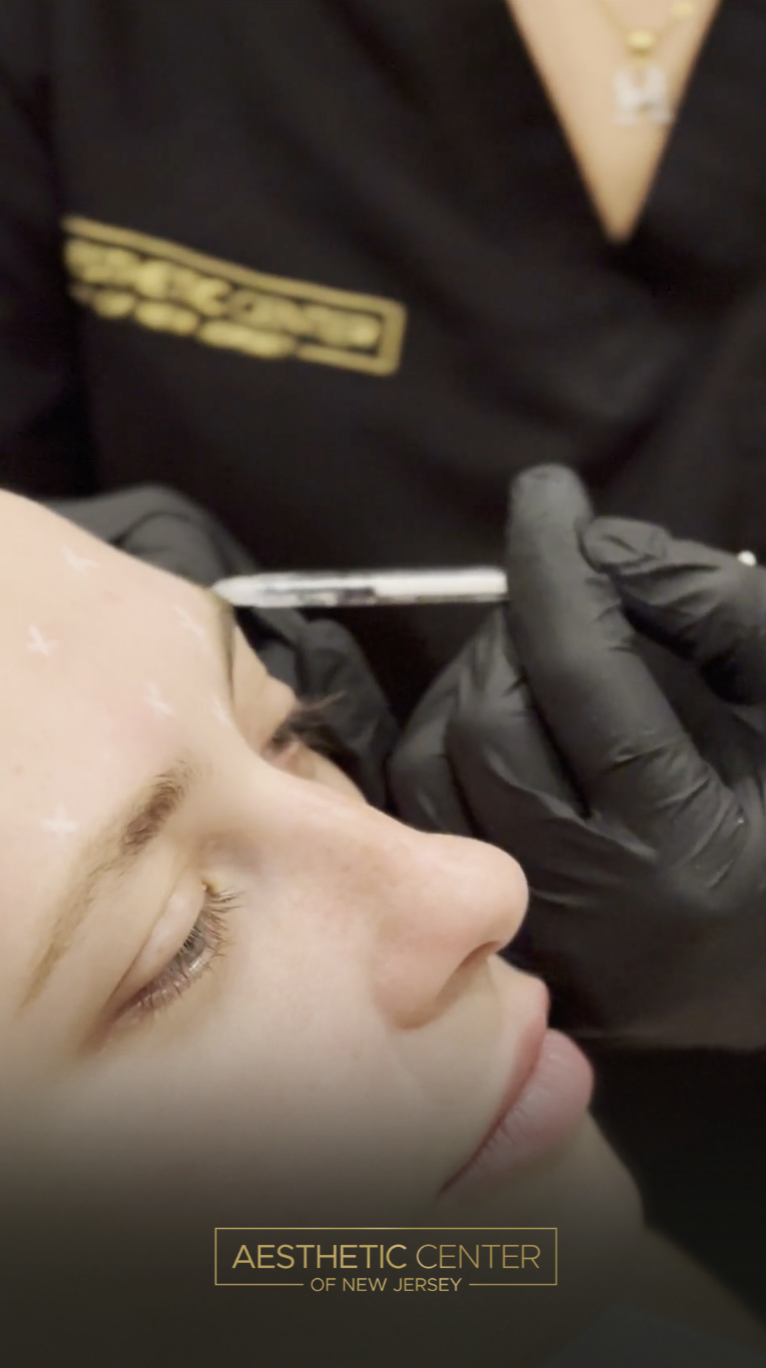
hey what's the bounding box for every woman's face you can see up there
[0,492,635,1248]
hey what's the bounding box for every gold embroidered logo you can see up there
[62,216,407,377]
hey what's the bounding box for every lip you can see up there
[443,993,594,1198]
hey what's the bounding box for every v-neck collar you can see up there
[499,0,731,248]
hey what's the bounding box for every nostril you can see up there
[460,939,508,975]
[427,940,508,1021]
[393,943,501,1030]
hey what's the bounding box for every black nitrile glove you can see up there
[390,465,766,1048]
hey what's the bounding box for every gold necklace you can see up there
[593,0,699,126]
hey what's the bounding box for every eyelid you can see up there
[130,703,342,1023]
[116,885,240,1028]
[103,698,342,1037]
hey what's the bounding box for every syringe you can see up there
[213,566,508,610]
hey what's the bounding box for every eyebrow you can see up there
[20,589,238,1011]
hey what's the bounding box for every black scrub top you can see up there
[1,0,766,715]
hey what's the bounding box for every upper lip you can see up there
[441,975,550,1193]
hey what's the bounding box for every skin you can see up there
[506,0,723,240]
[0,490,642,1358]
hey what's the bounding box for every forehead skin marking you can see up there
[62,545,98,574]
[211,695,232,727]
[40,806,80,838]
[144,682,176,718]
[27,624,58,657]
[173,604,213,655]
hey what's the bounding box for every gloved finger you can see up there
[622,634,766,790]
[392,610,585,831]
[448,607,586,809]
[448,769,761,1046]
[389,649,477,836]
[583,517,766,704]
[504,465,736,840]
[452,615,760,815]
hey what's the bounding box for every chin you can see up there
[482,1113,639,1219]
[430,1114,642,1349]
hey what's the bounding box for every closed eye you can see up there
[119,885,240,1025]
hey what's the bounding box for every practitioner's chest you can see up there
[504,0,723,239]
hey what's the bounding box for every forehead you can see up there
[0,490,179,616]
[0,494,218,704]
[0,488,227,655]
[0,492,231,909]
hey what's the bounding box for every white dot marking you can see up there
[174,604,214,657]
[41,806,80,838]
[212,695,232,726]
[62,545,98,574]
[144,682,176,718]
[27,624,58,657]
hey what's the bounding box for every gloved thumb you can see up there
[583,517,766,704]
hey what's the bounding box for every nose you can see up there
[261,770,529,1029]
[369,820,529,1028]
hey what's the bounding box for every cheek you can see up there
[63,934,428,1205]
[176,913,398,1126]
[185,913,461,1200]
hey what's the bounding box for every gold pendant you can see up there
[614,61,673,126]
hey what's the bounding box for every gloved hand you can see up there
[390,465,766,1048]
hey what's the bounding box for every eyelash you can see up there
[128,702,333,1021]
[265,695,341,760]
[129,885,240,1019]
